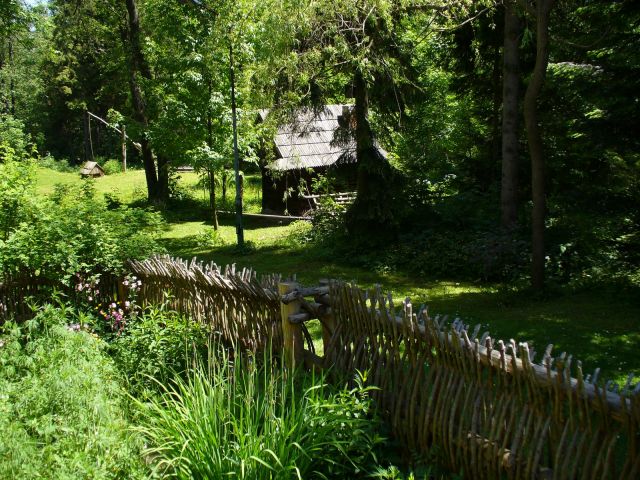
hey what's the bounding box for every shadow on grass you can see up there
[152,197,640,384]
[424,288,640,383]
[159,231,640,382]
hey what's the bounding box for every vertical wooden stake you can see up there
[279,282,303,369]
[83,110,92,162]
[121,125,127,172]
[318,280,335,355]
[320,312,336,354]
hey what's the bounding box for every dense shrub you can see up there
[0,149,37,241]
[37,154,75,172]
[196,227,226,248]
[137,348,383,479]
[0,180,165,284]
[0,115,32,157]
[102,158,123,175]
[110,303,211,397]
[0,304,146,479]
[394,229,529,282]
[308,198,348,244]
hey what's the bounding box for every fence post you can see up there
[279,282,303,369]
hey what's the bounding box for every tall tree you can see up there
[268,1,419,241]
[522,0,556,290]
[501,0,522,230]
[121,0,167,204]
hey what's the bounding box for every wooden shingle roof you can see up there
[259,105,386,172]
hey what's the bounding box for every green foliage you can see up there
[101,158,123,175]
[0,115,32,156]
[0,180,165,283]
[0,304,146,479]
[308,198,348,245]
[283,219,314,247]
[0,149,36,240]
[110,303,211,397]
[196,227,227,248]
[136,348,383,479]
[37,153,75,172]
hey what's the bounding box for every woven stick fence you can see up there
[127,256,284,352]
[246,268,640,479]
[0,274,57,322]
[2,255,639,478]
[314,281,640,479]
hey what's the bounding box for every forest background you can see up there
[1,0,638,299]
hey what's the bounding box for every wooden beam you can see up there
[279,282,304,369]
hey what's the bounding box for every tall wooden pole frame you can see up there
[121,125,127,172]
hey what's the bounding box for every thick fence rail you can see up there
[1,255,639,478]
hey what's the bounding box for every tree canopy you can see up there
[1,0,638,290]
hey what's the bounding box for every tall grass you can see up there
[136,347,383,479]
[0,304,147,479]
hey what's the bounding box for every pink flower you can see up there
[125,301,130,308]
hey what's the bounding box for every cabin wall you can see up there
[261,164,357,216]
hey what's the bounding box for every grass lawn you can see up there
[34,167,640,384]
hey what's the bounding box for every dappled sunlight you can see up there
[35,167,640,385]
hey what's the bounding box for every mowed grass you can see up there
[35,167,203,202]
[34,167,640,384]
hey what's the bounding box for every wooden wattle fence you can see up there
[127,256,284,353]
[1,255,639,479]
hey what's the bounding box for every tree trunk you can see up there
[156,154,170,203]
[0,48,8,114]
[207,76,218,229]
[122,0,163,205]
[524,0,555,290]
[490,40,502,168]
[8,40,15,116]
[354,70,375,201]
[501,0,521,230]
[230,42,244,246]
[83,110,92,162]
[222,171,228,202]
[345,70,396,243]
[121,125,127,172]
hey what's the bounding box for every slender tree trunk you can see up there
[222,171,228,202]
[122,0,163,204]
[207,76,219,230]
[83,110,92,162]
[230,42,244,246]
[490,41,502,167]
[0,48,8,114]
[156,154,170,202]
[524,0,555,290]
[8,40,15,116]
[121,125,127,172]
[501,0,521,230]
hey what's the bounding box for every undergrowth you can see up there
[135,347,384,479]
[0,304,146,479]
